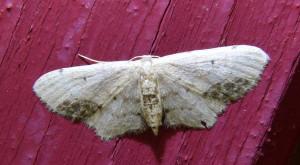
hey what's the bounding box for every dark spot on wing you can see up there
[56,99,100,121]
[204,78,253,103]
[62,100,71,106]
[223,83,236,92]
[203,83,231,104]
[164,109,170,113]
[123,97,129,102]
[201,121,208,129]
[235,78,251,86]
[135,98,141,104]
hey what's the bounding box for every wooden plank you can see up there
[0,0,299,164]
[257,55,300,165]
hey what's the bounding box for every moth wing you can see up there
[85,75,146,140]
[33,61,145,140]
[153,45,269,128]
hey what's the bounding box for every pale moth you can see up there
[33,45,270,140]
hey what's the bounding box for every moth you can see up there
[33,45,270,140]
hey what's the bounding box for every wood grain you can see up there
[0,0,299,164]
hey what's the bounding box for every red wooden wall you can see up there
[0,0,299,164]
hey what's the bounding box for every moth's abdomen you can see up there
[139,60,162,135]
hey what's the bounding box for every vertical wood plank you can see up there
[0,0,299,164]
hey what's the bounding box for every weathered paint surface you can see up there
[0,0,299,164]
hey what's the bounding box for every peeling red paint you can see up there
[0,0,299,164]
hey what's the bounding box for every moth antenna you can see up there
[78,54,102,63]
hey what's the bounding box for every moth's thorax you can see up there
[139,58,162,135]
